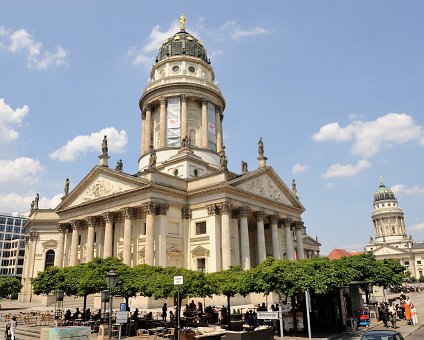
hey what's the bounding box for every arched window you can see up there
[45,249,55,269]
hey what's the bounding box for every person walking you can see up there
[9,316,17,340]
[380,302,389,327]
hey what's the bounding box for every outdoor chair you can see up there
[137,329,150,340]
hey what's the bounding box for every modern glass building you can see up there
[0,212,27,277]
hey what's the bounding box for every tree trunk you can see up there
[83,295,87,321]
[227,295,232,330]
[125,297,129,311]
[292,296,298,335]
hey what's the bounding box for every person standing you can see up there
[388,302,398,328]
[380,302,389,327]
[162,303,168,322]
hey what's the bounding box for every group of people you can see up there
[378,295,418,328]
[63,307,99,323]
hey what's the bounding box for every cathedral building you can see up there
[20,17,320,305]
[366,178,424,278]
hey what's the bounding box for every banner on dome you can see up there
[167,97,181,147]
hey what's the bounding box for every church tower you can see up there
[371,177,408,244]
[138,15,226,178]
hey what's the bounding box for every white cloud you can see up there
[410,223,424,232]
[0,157,43,185]
[292,163,310,175]
[322,159,370,178]
[339,243,365,252]
[313,113,423,157]
[129,21,180,67]
[220,21,269,40]
[391,184,424,197]
[0,27,68,70]
[0,98,29,144]
[49,127,128,162]
[0,192,61,214]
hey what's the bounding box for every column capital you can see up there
[159,97,167,105]
[269,214,280,225]
[121,207,135,219]
[142,202,157,215]
[102,212,115,223]
[239,206,250,218]
[181,206,192,219]
[29,232,39,241]
[181,94,189,102]
[157,204,169,215]
[85,216,97,227]
[254,211,265,221]
[207,204,218,215]
[143,104,152,113]
[70,220,81,230]
[217,202,232,214]
[201,98,208,105]
[282,217,292,227]
[58,224,68,233]
[292,220,305,230]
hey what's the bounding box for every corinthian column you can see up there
[121,208,134,266]
[201,99,208,148]
[219,202,232,270]
[216,108,223,153]
[85,217,96,262]
[143,202,156,265]
[255,211,266,264]
[269,215,281,259]
[54,225,66,267]
[283,218,294,260]
[181,95,188,141]
[103,212,114,258]
[159,97,167,148]
[69,220,80,266]
[144,105,152,154]
[141,111,146,156]
[157,204,169,266]
[239,207,251,269]
[295,221,305,260]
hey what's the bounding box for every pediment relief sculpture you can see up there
[240,175,291,204]
[192,245,209,257]
[42,239,58,249]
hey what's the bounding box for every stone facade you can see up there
[20,19,320,305]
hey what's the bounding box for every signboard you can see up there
[120,303,127,311]
[280,304,292,314]
[257,311,279,320]
[174,275,184,285]
[116,311,128,324]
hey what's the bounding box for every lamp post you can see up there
[55,289,64,322]
[106,270,118,340]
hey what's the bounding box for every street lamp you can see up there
[55,289,64,322]
[106,270,118,339]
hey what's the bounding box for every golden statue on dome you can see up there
[180,14,186,31]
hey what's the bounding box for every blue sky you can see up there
[1,1,424,255]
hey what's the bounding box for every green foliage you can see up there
[372,258,405,288]
[0,277,22,296]
[31,266,64,295]
[208,266,249,297]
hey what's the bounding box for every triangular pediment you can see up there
[57,166,149,210]
[192,246,209,257]
[373,245,409,256]
[228,167,304,210]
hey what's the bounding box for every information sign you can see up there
[116,311,128,324]
[174,275,184,285]
[257,311,279,320]
[280,304,292,314]
[120,303,126,311]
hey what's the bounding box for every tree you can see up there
[31,266,64,295]
[0,277,22,298]
[208,266,249,330]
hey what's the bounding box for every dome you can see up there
[156,17,209,64]
[373,178,396,202]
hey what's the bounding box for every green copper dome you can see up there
[156,29,210,64]
[374,178,396,202]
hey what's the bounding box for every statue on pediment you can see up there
[102,135,108,156]
[258,137,264,157]
[34,193,39,209]
[149,146,157,168]
[219,147,228,171]
[116,159,123,172]
[64,178,70,196]
[30,200,34,211]
[242,161,248,174]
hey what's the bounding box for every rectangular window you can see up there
[195,222,206,235]
[13,227,20,234]
[6,226,12,233]
[405,261,410,266]
[7,218,14,225]
[14,219,21,226]
[19,250,24,257]
[418,261,422,265]
[17,268,22,275]
[0,217,5,224]
[197,258,206,272]
[0,225,4,232]
[78,235,81,246]
[18,259,23,266]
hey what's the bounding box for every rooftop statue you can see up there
[102,135,108,156]
[64,178,70,196]
[258,137,264,157]
[116,159,123,172]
